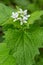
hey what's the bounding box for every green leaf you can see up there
[27,4,40,12]
[4,26,43,65]
[0,43,16,65]
[0,3,14,25]
[28,11,43,25]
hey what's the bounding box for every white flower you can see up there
[18,9,28,17]
[11,8,30,25]
[23,15,30,20]
[18,8,27,15]
[11,12,19,19]
[19,16,28,25]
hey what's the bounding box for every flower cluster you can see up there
[11,8,30,25]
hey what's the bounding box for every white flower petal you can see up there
[14,12,19,18]
[24,10,27,15]
[11,12,19,19]
[23,16,28,20]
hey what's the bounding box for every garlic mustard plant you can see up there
[11,8,30,25]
